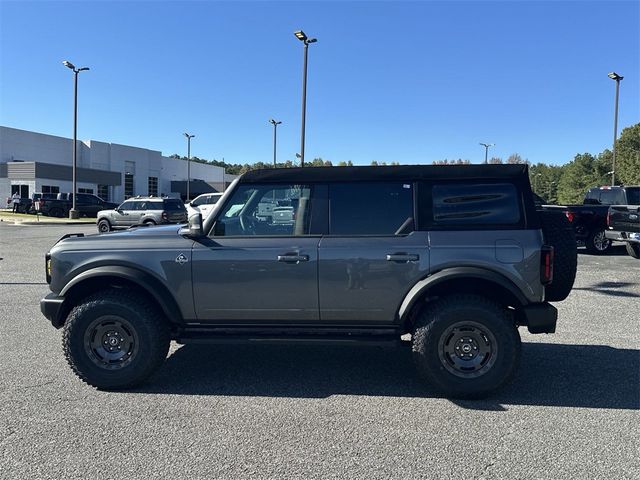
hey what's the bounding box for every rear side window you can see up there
[329,182,414,235]
[144,201,163,211]
[431,183,521,226]
[626,188,640,205]
[164,199,186,211]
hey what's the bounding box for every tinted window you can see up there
[432,183,520,225]
[164,199,186,211]
[330,182,414,235]
[142,201,163,211]
[599,189,625,205]
[213,184,312,237]
[119,201,135,210]
[626,188,640,205]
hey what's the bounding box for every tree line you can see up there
[170,122,639,205]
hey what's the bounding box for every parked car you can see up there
[536,186,640,254]
[606,193,640,259]
[96,197,188,232]
[38,193,118,218]
[41,164,576,398]
[185,192,223,221]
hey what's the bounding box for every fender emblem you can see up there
[175,253,189,265]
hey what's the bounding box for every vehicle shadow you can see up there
[134,342,639,410]
[578,245,628,256]
[573,281,640,298]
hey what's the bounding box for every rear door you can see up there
[318,182,429,324]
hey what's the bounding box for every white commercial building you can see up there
[0,126,234,204]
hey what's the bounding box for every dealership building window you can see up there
[124,173,134,198]
[42,185,60,195]
[148,176,158,196]
[78,188,94,194]
[97,185,109,201]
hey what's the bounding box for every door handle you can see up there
[277,254,309,263]
[386,253,419,262]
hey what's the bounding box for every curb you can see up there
[1,219,95,226]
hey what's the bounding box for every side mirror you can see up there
[180,213,204,238]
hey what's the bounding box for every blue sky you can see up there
[1,0,638,166]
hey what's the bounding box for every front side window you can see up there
[213,184,312,237]
[431,183,521,226]
[119,201,134,211]
[329,182,414,235]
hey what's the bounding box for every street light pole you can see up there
[269,119,282,168]
[479,142,494,164]
[294,30,317,168]
[63,60,89,219]
[183,133,195,201]
[608,72,623,186]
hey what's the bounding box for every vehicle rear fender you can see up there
[59,266,183,326]
[398,267,529,330]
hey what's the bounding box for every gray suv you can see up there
[41,165,576,397]
[96,197,187,232]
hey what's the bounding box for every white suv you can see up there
[186,193,223,220]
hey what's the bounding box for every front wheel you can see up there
[585,229,612,254]
[62,290,170,389]
[626,243,640,259]
[97,219,111,233]
[412,294,521,398]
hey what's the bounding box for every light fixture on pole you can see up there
[294,30,317,168]
[608,72,623,186]
[63,60,90,219]
[269,119,282,168]
[479,142,494,164]
[183,133,195,201]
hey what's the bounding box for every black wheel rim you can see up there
[438,321,498,378]
[84,315,139,370]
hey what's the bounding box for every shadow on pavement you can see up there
[134,342,639,410]
[573,281,640,298]
[578,245,629,256]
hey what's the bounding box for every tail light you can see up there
[540,245,554,285]
[161,211,168,221]
[564,211,575,223]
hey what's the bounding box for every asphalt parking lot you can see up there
[0,222,638,479]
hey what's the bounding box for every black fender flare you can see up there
[60,266,184,324]
[397,266,530,323]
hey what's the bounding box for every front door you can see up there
[192,182,320,323]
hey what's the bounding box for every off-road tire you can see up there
[585,228,612,255]
[143,220,156,227]
[62,289,170,390]
[626,243,640,259]
[412,295,521,399]
[539,210,577,301]
[97,219,111,233]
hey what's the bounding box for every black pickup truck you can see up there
[606,194,640,259]
[38,193,118,218]
[545,186,640,254]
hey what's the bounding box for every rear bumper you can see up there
[40,293,65,329]
[519,302,557,334]
[605,230,640,243]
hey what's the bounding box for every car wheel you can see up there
[626,243,640,259]
[143,220,156,227]
[97,219,112,233]
[585,229,612,255]
[62,290,170,390]
[412,294,521,399]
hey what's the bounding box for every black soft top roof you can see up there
[239,164,529,184]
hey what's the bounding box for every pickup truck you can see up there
[606,198,640,259]
[38,193,118,218]
[539,186,640,254]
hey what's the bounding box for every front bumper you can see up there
[40,293,65,329]
[605,230,640,243]
[519,302,557,334]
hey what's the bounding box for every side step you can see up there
[175,327,404,347]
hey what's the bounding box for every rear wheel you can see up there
[626,243,640,259]
[585,229,612,255]
[62,290,170,389]
[97,219,111,233]
[412,294,521,398]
